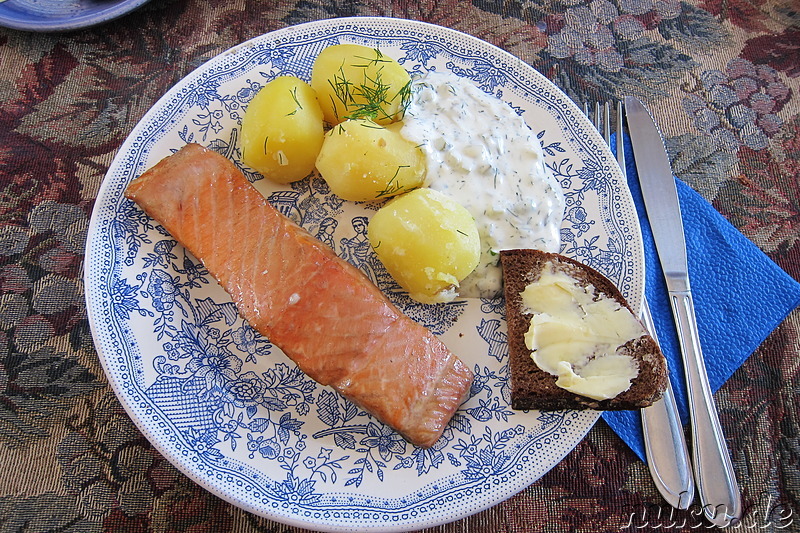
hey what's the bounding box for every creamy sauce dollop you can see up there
[399,72,565,298]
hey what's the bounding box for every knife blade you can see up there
[624,96,742,527]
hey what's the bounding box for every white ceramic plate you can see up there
[85,17,644,532]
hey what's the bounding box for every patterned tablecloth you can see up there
[1,1,798,531]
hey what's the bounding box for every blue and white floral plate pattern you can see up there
[0,0,150,32]
[85,18,644,532]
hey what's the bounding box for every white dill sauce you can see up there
[399,71,565,298]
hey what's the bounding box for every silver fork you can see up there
[585,101,695,511]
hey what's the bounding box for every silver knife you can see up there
[625,96,742,527]
[639,301,694,510]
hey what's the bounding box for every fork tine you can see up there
[583,100,624,176]
[616,100,626,177]
[585,101,600,134]
[594,102,601,133]
[584,101,617,160]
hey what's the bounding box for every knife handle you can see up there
[669,289,742,527]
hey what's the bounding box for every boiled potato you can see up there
[240,76,324,183]
[311,44,411,125]
[315,118,425,202]
[368,188,481,304]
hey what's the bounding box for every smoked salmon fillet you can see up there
[125,143,473,448]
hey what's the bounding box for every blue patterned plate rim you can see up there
[0,0,150,32]
[84,17,644,532]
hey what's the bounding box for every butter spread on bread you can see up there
[520,260,642,400]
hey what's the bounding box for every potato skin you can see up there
[367,188,481,304]
[315,119,425,202]
[311,44,411,125]
[240,76,324,184]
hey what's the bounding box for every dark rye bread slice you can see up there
[500,249,668,411]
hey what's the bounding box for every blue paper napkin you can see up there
[601,135,800,462]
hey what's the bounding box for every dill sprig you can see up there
[347,70,393,121]
[358,120,384,130]
[396,79,412,114]
[351,49,393,68]
[327,64,355,119]
[326,50,411,122]
[286,86,303,116]
[376,165,411,198]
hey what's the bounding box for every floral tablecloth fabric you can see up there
[0,0,798,531]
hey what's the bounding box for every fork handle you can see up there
[669,288,742,527]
